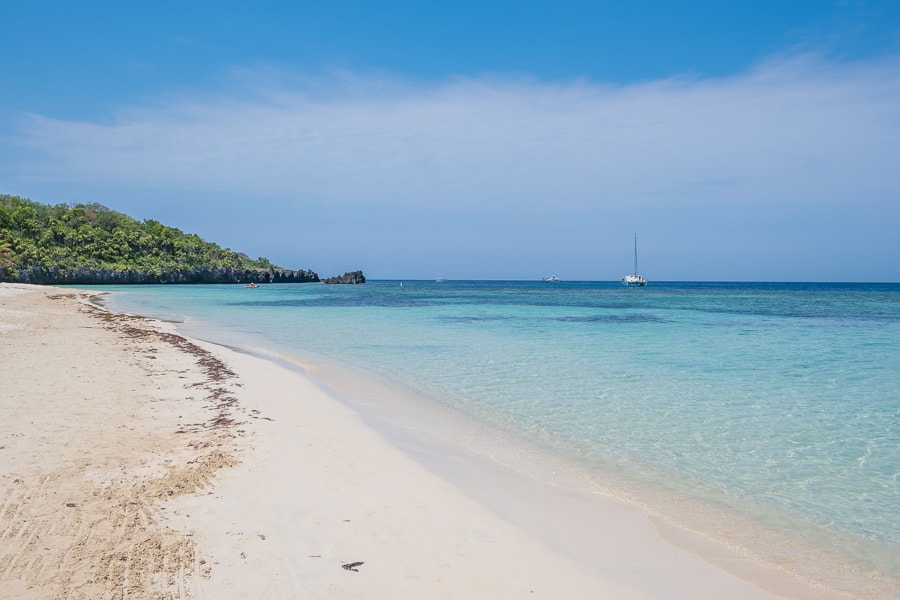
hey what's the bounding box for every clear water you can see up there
[97,280,900,577]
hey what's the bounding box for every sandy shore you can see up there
[0,283,873,598]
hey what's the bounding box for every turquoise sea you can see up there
[98,280,899,585]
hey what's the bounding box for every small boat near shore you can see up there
[245,283,260,289]
[621,234,647,286]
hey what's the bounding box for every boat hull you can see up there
[621,275,647,286]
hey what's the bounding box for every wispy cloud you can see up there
[7,53,900,280]
[15,54,900,214]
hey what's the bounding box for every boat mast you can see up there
[633,233,638,276]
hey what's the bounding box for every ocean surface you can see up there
[97,280,900,581]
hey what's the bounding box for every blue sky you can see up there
[2,1,899,281]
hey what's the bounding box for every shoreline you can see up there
[239,343,900,600]
[1,283,892,598]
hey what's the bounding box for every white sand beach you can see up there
[0,283,872,598]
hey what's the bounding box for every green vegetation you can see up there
[0,194,282,280]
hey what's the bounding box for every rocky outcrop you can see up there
[322,271,366,284]
[1,266,320,285]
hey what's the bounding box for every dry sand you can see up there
[0,283,873,598]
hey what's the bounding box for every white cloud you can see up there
[7,54,900,280]
[15,54,900,215]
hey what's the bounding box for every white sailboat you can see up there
[621,233,647,286]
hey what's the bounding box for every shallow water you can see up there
[98,280,900,580]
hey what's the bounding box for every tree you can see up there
[0,194,300,282]
[0,239,14,267]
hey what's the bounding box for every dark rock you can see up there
[322,271,366,284]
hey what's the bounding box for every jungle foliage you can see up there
[0,194,281,277]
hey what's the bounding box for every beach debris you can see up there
[342,561,364,572]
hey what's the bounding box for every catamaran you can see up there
[621,233,647,286]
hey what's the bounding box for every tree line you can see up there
[0,194,290,282]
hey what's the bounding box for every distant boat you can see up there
[245,283,260,289]
[542,275,561,283]
[435,278,446,283]
[621,234,647,286]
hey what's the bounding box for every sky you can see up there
[2,1,899,281]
